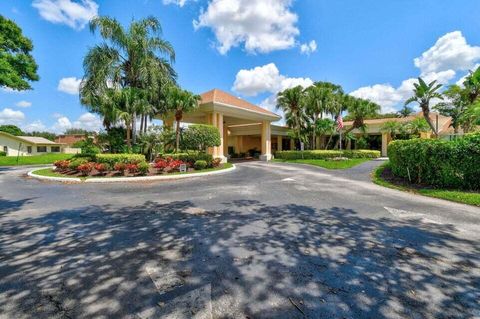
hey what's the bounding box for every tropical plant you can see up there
[277,86,309,143]
[0,15,39,91]
[137,125,174,161]
[80,15,176,144]
[434,84,467,134]
[406,118,431,136]
[165,86,201,152]
[181,124,221,152]
[405,78,443,137]
[380,121,402,139]
[398,105,414,117]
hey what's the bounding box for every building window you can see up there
[51,146,60,152]
[27,146,32,154]
[3,146,7,153]
[37,146,47,153]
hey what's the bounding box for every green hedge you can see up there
[0,151,6,157]
[95,154,146,166]
[274,149,380,160]
[388,133,480,190]
[159,152,213,165]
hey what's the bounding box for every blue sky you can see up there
[1,0,480,132]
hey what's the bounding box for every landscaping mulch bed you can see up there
[379,166,435,191]
[54,166,206,178]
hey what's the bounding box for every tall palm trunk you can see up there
[421,105,438,137]
[175,112,182,152]
[126,124,131,147]
[140,115,144,133]
[132,112,137,144]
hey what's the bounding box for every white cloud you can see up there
[32,0,98,30]
[232,63,312,121]
[58,77,81,94]
[16,100,32,108]
[72,112,103,131]
[162,0,190,6]
[194,0,299,54]
[300,40,317,55]
[52,116,72,132]
[350,31,480,114]
[232,63,313,96]
[50,112,102,133]
[414,31,480,75]
[0,108,25,124]
[23,121,47,132]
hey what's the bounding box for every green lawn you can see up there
[373,162,480,207]
[31,168,79,179]
[273,158,371,169]
[0,154,73,166]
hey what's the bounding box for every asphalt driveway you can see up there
[0,161,479,318]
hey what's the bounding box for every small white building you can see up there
[0,131,79,156]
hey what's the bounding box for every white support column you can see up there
[223,125,229,158]
[260,121,272,161]
[215,112,227,163]
[277,135,283,152]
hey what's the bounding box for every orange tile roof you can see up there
[200,89,280,118]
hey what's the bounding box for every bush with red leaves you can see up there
[114,162,126,173]
[77,162,95,176]
[54,160,70,171]
[126,163,139,174]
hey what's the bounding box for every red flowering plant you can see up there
[77,162,95,176]
[114,162,126,174]
[126,163,139,174]
[94,163,108,175]
[54,160,70,171]
[154,158,169,172]
[168,159,184,171]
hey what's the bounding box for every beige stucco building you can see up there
[343,112,454,156]
[0,131,79,156]
[162,89,293,162]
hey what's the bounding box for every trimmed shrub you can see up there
[68,158,89,170]
[54,160,70,170]
[94,163,108,174]
[126,163,139,174]
[181,124,221,151]
[388,133,480,190]
[274,150,380,160]
[158,152,213,166]
[138,161,150,175]
[194,160,207,170]
[114,162,127,173]
[96,154,145,166]
[77,162,95,176]
[0,151,6,156]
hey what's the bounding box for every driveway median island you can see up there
[28,153,235,183]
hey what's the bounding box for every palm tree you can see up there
[380,121,402,140]
[434,84,467,134]
[276,86,308,144]
[304,82,343,148]
[337,97,380,148]
[165,86,201,152]
[398,105,414,117]
[406,118,431,137]
[405,78,443,137]
[460,67,480,132]
[80,16,176,144]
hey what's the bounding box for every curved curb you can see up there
[28,167,82,183]
[28,165,236,184]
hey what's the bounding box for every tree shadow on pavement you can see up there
[0,199,478,318]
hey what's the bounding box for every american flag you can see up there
[336,114,344,131]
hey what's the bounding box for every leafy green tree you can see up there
[137,125,174,160]
[434,84,467,134]
[0,124,23,136]
[165,86,201,152]
[64,128,91,135]
[80,16,176,144]
[314,118,335,149]
[96,127,126,153]
[0,15,39,90]
[276,86,309,144]
[304,82,343,148]
[405,78,443,137]
[181,124,221,152]
[380,121,402,139]
[343,97,381,135]
[25,131,56,141]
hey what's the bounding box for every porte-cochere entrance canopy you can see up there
[159,89,293,161]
